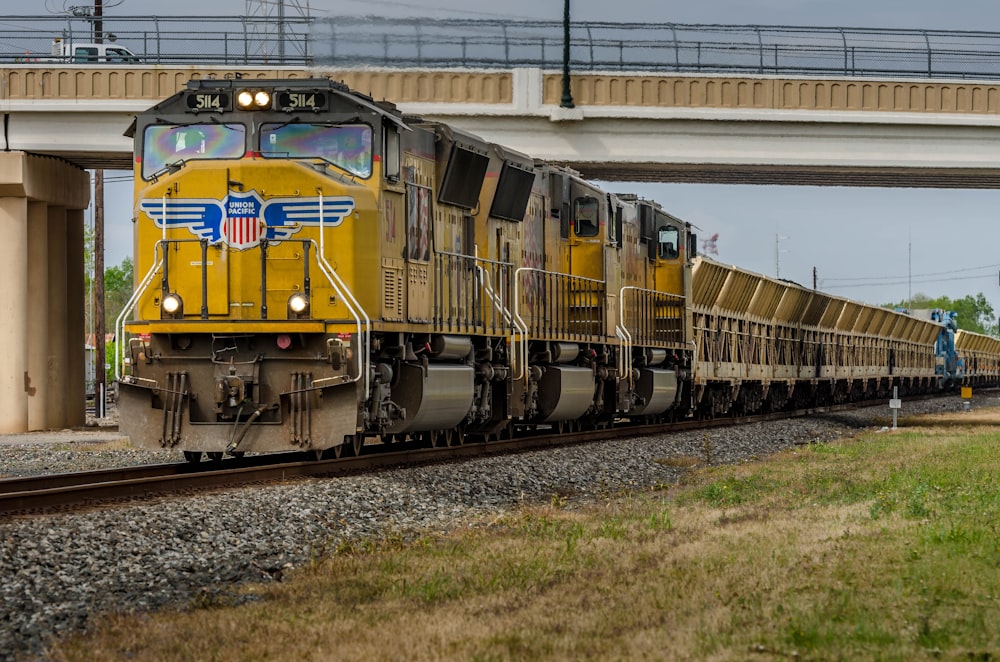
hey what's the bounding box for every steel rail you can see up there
[0,393,944,517]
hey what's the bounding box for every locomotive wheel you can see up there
[351,434,364,456]
[207,452,223,462]
[183,451,202,463]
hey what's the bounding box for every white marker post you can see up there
[889,386,901,430]
[962,386,973,411]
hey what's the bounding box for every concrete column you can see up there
[0,197,29,433]
[0,152,90,433]
[46,206,68,429]
[65,209,86,427]
[26,201,49,431]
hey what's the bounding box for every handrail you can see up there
[114,240,165,382]
[314,190,371,397]
[512,266,606,380]
[617,285,637,388]
[443,246,515,326]
[115,190,372,396]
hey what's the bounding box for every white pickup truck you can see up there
[34,38,141,64]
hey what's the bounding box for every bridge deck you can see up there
[4,66,1000,185]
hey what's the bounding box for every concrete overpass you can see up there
[3,63,1000,432]
[6,65,1000,186]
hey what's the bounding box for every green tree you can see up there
[83,225,134,335]
[104,257,134,332]
[886,293,997,336]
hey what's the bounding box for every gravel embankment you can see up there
[0,394,990,660]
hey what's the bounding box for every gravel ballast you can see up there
[0,394,989,660]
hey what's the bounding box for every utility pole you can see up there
[93,0,106,417]
[94,172,106,417]
[94,0,102,43]
[560,0,574,108]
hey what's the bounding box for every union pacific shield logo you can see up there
[224,192,264,250]
[138,190,355,251]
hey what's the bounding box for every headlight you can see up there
[161,292,183,318]
[288,293,309,318]
[236,89,272,110]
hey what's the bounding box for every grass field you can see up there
[52,409,1000,660]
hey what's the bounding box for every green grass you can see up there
[51,416,1000,661]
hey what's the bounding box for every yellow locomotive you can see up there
[117,78,691,460]
[116,78,1000,460]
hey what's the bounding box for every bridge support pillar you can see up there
[26,201,49,431]
[46,206,68,430]
[0,197,29,433]
[0,153,90,433]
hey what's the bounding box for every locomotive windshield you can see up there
[141,123,246,180]
[658,225,680,259]
[261,123,373,178]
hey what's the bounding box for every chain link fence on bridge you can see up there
[3,14,1000,79]
[0,14,312,65]
[314,18,1000,79]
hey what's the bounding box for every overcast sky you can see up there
[83,0,1000,309]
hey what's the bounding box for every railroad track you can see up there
[0,398,916,515]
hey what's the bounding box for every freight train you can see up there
[115,78,1000,461]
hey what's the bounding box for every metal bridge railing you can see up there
[314,18,1000,80]
[0,14,314,66]
[5,15,1000,78]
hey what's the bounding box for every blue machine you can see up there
[930,309,963,388]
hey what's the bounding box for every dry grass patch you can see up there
[50,420,1000,661]
[653,454,702,468]
[76,439,134,452]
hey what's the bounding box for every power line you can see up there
[823,272,997,290]
[822,263,1000,284]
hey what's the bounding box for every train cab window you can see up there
[383,127,401,181]
[609,204,623,246]
[657,225,680,259]
[261,123,373,178]
[141,123,246,180]
[573,196,600,237]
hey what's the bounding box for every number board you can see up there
[186,92,232,113]
[277,91,328,111]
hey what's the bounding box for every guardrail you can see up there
[315,18,1000,79]
[0,14,313,66]
[3,15,1000,79]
